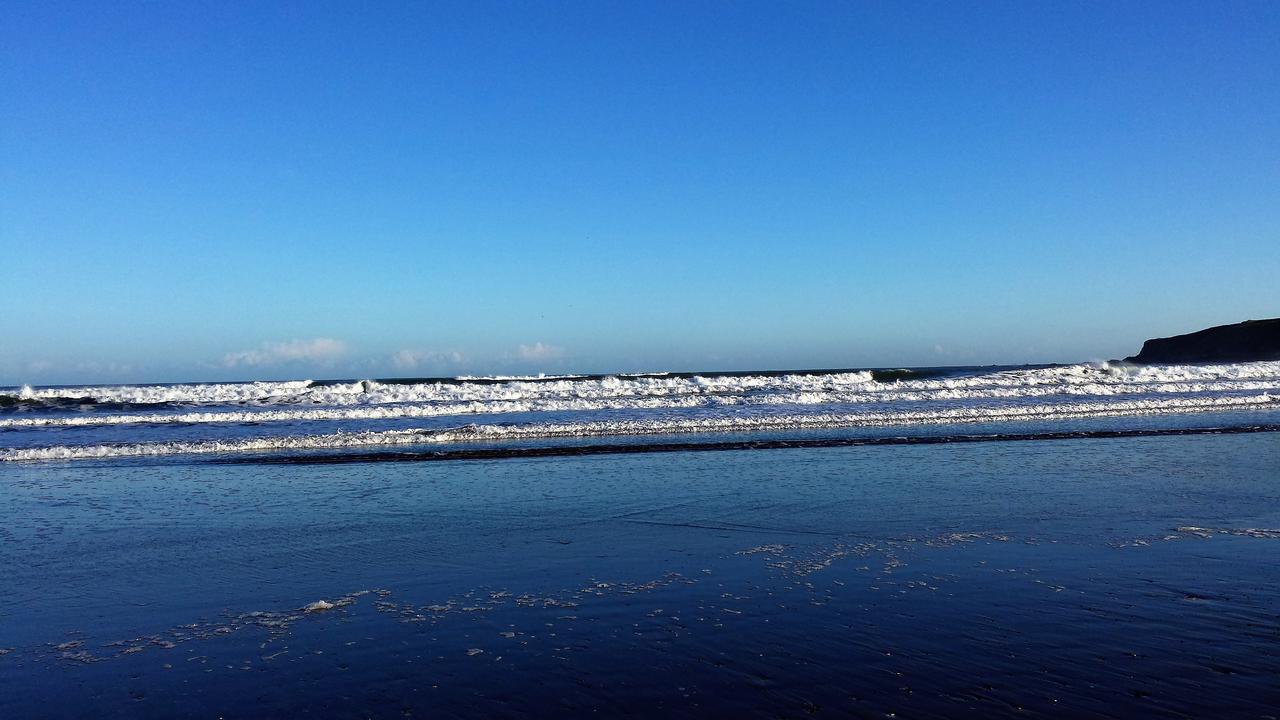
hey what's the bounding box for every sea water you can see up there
[3,361,1279,461]
[2,363,1279,717]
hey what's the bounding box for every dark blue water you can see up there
[2,432,1278,717]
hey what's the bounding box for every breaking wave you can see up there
[1,385,1277,429]
[4,361,1279,463]
[5,361,1279,410]
[3,393,1276,462]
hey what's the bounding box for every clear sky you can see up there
[3,1,1278,384]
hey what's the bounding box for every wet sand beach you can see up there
[2,432,1278,717]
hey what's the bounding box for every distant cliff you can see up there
[1126,318,1280,364]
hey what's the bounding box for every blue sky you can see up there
[3,1,1278,384]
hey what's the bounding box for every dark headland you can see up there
[1126,318,1280,364]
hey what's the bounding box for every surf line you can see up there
[210,423,1280,465]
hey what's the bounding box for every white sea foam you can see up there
[13,379,319,405]
[6,361,1280,410]
[2,376,1278,428]
[3,394,1275,462]
[5,362,1279,462]
[454,374,590,381]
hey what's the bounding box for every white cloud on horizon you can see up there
[515,342,565,361]
[223,338,349,368]
[390,348,465,371]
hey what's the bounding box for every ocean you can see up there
[3,361,1280,461]
[2,362,1279,717]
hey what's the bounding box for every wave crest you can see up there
[4,393,1275,462]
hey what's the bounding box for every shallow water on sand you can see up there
[1,433,1278,718]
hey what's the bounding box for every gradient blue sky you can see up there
[3,1,1278,384]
